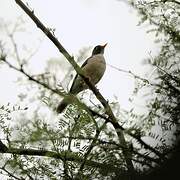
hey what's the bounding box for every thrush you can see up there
[56,43,107,113]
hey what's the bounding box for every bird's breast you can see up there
[84,54,106,84]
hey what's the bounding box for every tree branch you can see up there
[0,147,122,174]
[0,166,24,180]
[0,140,8,152]
[1,58,64,96]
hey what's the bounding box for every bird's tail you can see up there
[56,98,69,113]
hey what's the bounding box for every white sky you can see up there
[0,0,158,112]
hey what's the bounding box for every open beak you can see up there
[102,43,107,48]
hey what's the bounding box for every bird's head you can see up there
[92,43,107,55]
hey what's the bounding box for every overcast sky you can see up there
[0,0,158,112]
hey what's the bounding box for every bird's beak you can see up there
[102,43,107,48]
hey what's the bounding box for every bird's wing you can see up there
[69,56,92,93]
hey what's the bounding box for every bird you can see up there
[56,43,107,113]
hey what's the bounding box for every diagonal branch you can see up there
[1,57,64,96]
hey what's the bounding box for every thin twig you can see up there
[1,166,24,180]
[75,122,107,179]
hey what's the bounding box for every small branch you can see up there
[107,63,149,84]
[1,57,64,97]
[1,166,24,180]
[154,64,180,85]
[12,153,34,180]
[0,147,121,173]
[9,33,21,65]
[131,158,153,169]
[173,0,180,5]
[132,150,162,165]
[128,132,166,161]
[75,122,107,179]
